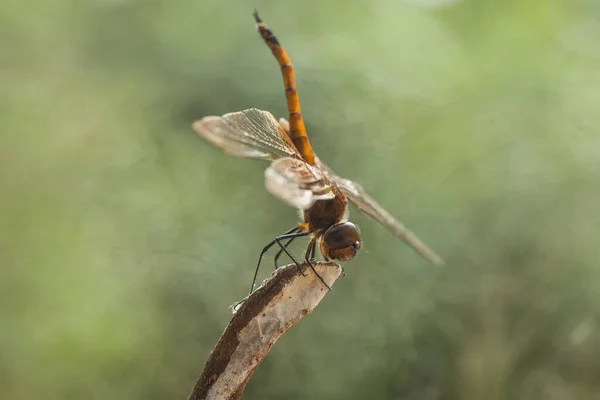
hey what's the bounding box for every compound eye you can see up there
[323,222,360,250]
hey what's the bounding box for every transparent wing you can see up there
[317,159,444,265]
[265,157,336,210]
[192,108,300,160]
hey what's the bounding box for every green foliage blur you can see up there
[2,0,599,398]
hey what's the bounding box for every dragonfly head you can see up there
[321,222,362,262]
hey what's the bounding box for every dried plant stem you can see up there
[188,261,342,400]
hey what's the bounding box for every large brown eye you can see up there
[323,222,360,251]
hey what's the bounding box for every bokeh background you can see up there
[3,0,600,399]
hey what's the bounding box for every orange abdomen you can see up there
[254,11,315,165]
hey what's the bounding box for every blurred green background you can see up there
[2,0,600,399]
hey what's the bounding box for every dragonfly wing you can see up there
[192,108,300,160]
[265,157,336,210]
[317,160,444,265]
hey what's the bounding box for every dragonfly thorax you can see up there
[303,188,347,232]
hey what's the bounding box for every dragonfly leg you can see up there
[273,234,298,270]
[250,227,308,295]
[275,233,308,276]
[304,237,332,291]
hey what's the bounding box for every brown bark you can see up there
[188,261,342,400]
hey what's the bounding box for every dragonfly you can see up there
[193,11,444,295]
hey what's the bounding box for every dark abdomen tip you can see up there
[253,10,262,23]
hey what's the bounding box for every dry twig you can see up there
[188,261,342,400]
